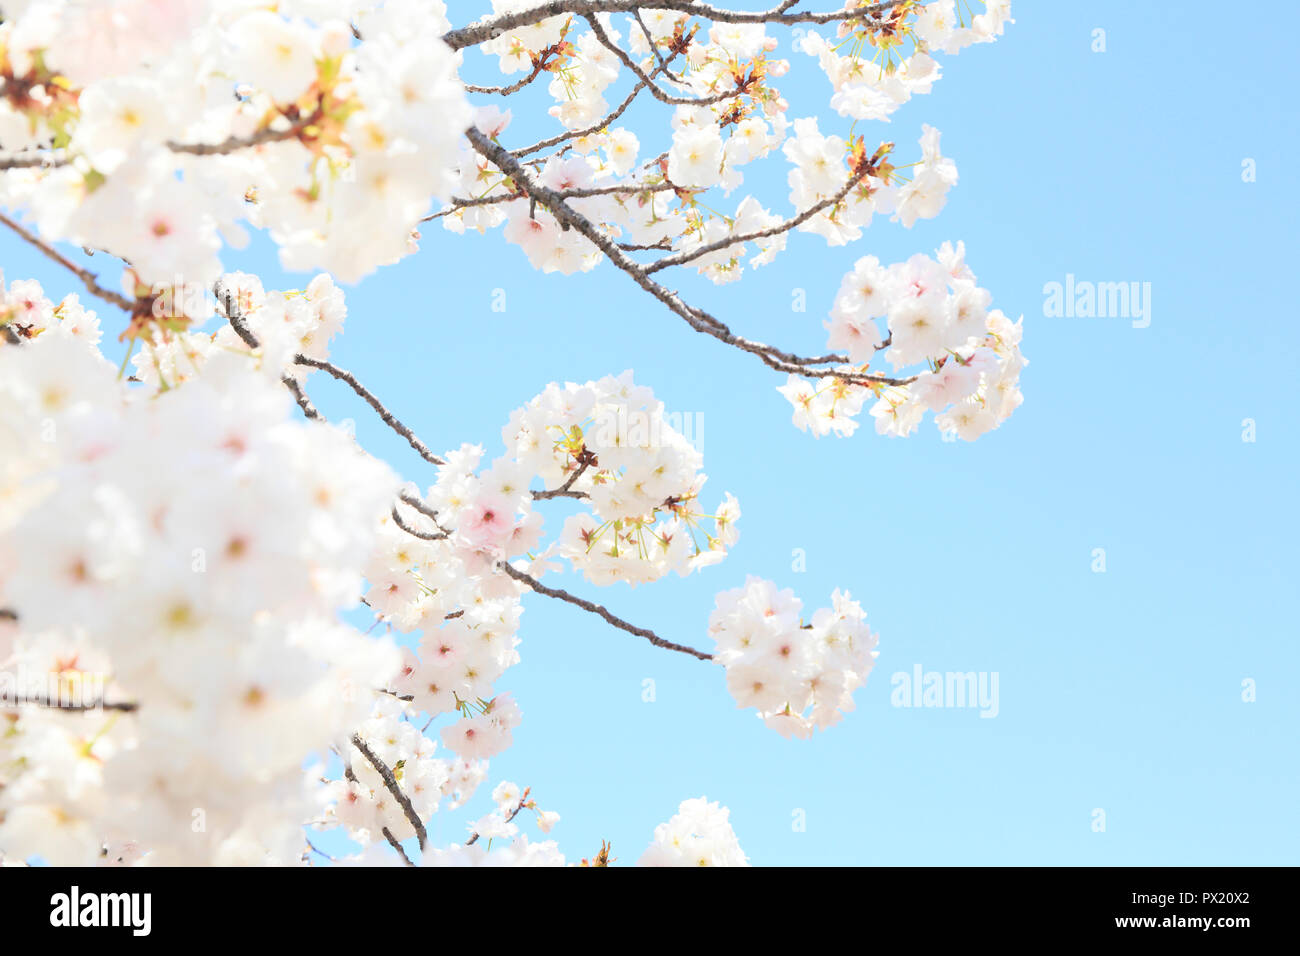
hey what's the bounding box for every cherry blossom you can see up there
[778,242,1026,441]
[0,0,1021,868]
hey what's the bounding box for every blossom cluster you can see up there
[0,273,760,866]
[0,0,1023,867]
[118,270,350,392]
[328,696,507,847]
[778,241,1026,440]
[0,295,400,864]
[638,796,749,866]
[441,3,1011,286]
[803,0,1013,126]
[0,0,469,285]
[709,577,879,739]
[501,373,741,586]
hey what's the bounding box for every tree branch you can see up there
[292,356,447,468]
[281,375,323,421]
[0,112,322,171]
[165,117,320,156]
[443,0,909,51]
[465,57,552,96]
[216,288,443,462]
[424,181,673,223]
[531,458,592,500]
[0,150,66,170]
[466,789,531,845]
[390,504,449,541]
[0,211,137,313]
[2,694,139,713]
[498,561,713,661]
[583,14,741,107]
[464,126,914,387]
[397,492,448,529]
[350,733,428,852]
[643,164,869,274]
[510,25,691,157]
[381,827,415,866]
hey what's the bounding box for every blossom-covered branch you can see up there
[350,733,428,852]
[0,0,1018,868]
[464,126,913,388]
[441,0,911,50]
[0,211,136,313]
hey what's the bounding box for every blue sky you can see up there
[4,1,1297,865]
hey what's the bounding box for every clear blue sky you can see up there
[4,1,1296,865]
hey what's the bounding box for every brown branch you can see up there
[466,789,531,846]
[644,164,869,274]
[618,238,674,252]
[391,504,449,541]
[633,8,676,77]
[423,182,673,223]
[532,458,593,500]
[0,211,136,313]
[291,356,446,467]
[498,561,713,661]
[350,733,428,852]
[214,285,323,421]
[510,34,690,158]
[381,827,415,866]
[465,57,551,96]
[219,294,457,550]
[281,375,323,420]
[2,694,139,713]
[583,14,741,107]
[165,110,322,156]
[397,492,447,528]
[0,150,66,170]
[443,0,909,51]
[1,115,318,171]
[464,126,913,387]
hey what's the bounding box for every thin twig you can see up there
[0,150,66,170]
[464,127,914,388]
[2,695,139,713]
[382,827,415,866]
[281,375,323,420]
[391,505,449,541]
[466,789,531,846]
[293,356,447,467]
[532,458,592,500]
[304,837,337,862]
[442,0,909,50]
[643,164,869,274]
[165,108,324,156]
[465,57,550,96]
[0,211,136,313]
[424,182,672,223]
[584,14,741,106]
[510,36,690,158]
[498,561,713,661]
